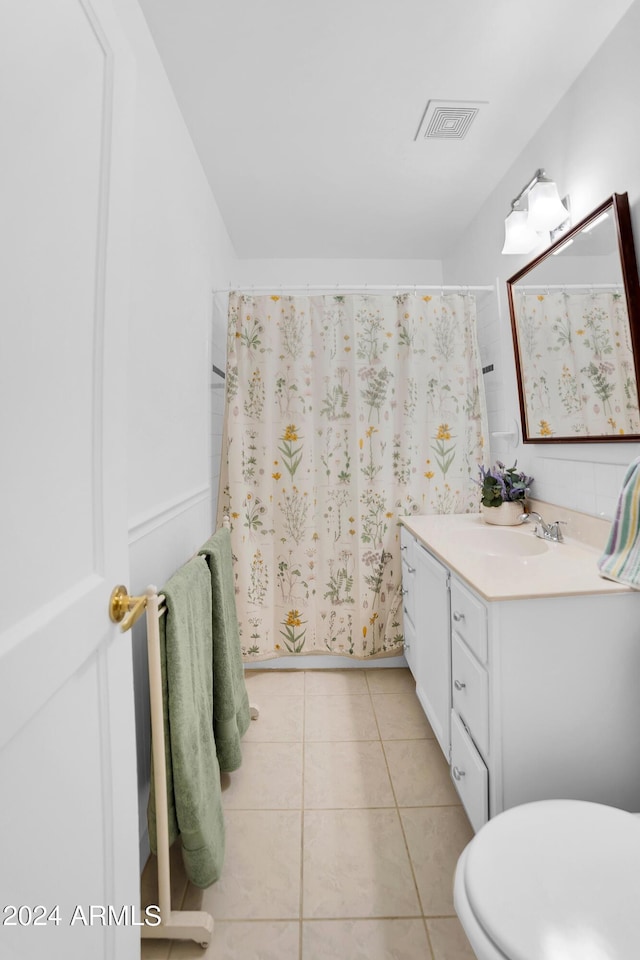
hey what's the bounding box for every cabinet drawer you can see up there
[451,633,489,757]
[450,711,488,833]
[450,577,487,663]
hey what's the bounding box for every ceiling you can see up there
[136,0,635,260]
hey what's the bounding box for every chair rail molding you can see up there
[128,484,211,544]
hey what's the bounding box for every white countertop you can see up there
[400,513,634,602]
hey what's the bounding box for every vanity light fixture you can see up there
[501,168,570,255]
[527,173,570,231]
[501,204,540,255]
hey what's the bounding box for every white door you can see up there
[0,2,140,958]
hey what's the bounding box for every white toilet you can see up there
[454,798,640,959]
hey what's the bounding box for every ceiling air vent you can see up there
[414,100,485,140]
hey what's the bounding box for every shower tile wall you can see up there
[528,451,635,521]
[475,290,502,457]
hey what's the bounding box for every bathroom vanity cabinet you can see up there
[401,516,640,833]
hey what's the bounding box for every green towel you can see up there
[199,527,251,772]
[147,555,225,887]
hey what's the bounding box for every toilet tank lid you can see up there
[462,799,640,960]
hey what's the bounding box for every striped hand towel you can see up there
[598,456,640,588]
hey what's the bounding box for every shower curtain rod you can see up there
[213,283,494,294]
[516,282,623,291]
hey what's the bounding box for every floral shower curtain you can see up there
[515,290,640,437]
[218,292,487,660]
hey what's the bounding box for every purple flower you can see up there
[474,460,534,507]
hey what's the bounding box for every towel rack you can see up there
[108,517,258,948]
[142,584,215,947]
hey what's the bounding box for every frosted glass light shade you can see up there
[527,179,568,231]
[501,209,540,255]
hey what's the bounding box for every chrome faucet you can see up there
[518,511,565,543]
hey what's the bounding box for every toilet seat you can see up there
[454,799,640,960]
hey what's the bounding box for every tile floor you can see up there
[140,668,476,959]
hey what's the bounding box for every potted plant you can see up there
[476,461,534,525]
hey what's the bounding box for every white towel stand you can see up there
[139,514,259,948]
[140,585,215,948]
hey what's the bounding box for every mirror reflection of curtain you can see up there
[218,292,487,660]
[517,290,640,438]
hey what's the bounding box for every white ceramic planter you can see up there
[481,501,525,526]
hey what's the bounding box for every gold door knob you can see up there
[109,585,148,632]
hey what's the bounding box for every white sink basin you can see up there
[464,526,549,558]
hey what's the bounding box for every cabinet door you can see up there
[400,529,419,677]
[414,544,451,758]
[400,526,416,627]
[403,617,419,680]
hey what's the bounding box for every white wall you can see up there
[111,0,238,864]
[233,258,443,289]
[443,0,640,520]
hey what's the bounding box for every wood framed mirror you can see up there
[507,192,640,442]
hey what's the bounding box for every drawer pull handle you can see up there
[454,679,466,691]
[401,545,407,551]
[401,588,409,596]
[453,611,465,622]
[404,642,411,651]
[406,565,416,574]
[453,766,466,781]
